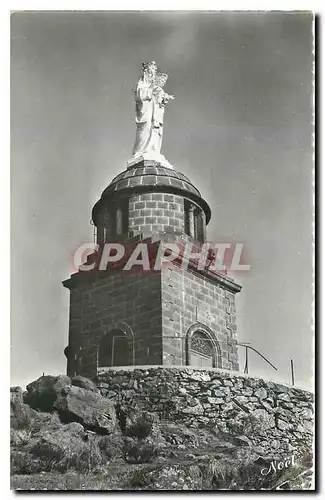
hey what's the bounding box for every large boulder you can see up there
[30,422,86,456]
[10,400,36,430]
[25,375,71,412]
[10,386,23,405]
[10,386,32,430]
[10,384,62,433]
[10,385,39,430]
[53,385,116,434]
[11,396,62,438]
[71,375,99,393]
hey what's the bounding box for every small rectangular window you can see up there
[116,208,123,235]
[194,208,205,242]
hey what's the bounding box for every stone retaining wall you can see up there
[96,367,314,458]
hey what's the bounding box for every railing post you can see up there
[111,336,115,367]
[290,359,295,386]
[244,345,249,374]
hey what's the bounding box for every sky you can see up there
[11,11,314,390]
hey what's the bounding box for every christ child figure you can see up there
[153,73,175,105]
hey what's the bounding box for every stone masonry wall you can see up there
[67,271,163,377]
[96,367,314,459]
[65,244,240,376]
[161,265,239,371]
[129,193,184,236]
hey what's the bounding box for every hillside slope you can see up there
[10,374,314,491]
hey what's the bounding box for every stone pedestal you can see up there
[127,152,174,170]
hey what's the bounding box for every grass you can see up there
[11,448,314,491]
[11,463,150,491]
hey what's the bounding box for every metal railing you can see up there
[237,342,277,374]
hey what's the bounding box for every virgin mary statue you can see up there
[128,61,175,169]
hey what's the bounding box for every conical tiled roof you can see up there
[102,165,201,198]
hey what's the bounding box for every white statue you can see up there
[128,61,175,169]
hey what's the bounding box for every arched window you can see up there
[186,323,222,368]
[190,331,213,367]
[98,324,135,367]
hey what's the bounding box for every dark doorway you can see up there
[98,329,130,367]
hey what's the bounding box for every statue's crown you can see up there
[142,61,157,72]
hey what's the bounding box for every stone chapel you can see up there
[63,63,242,378]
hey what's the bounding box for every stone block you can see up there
[151,194,163,201]
[146,201,157,209]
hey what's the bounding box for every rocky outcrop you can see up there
[11,386,24,405]
[16,375,116,435]
[10,369,315,490]
[10,376,118,477]
[53,385,116,434]
[11,386,38,431]
[11,420,107,475]
[71,375,99,393]
[24,375,71,412]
